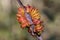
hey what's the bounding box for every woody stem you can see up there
[37,36,43,40]
[17,0,25,8]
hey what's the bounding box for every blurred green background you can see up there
[0,0,60,40]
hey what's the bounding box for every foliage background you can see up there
[0,0,60,40]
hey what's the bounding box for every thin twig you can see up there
[17,0,25,8]
[37,36,43,40]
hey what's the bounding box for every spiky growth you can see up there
[17,0,44,40]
